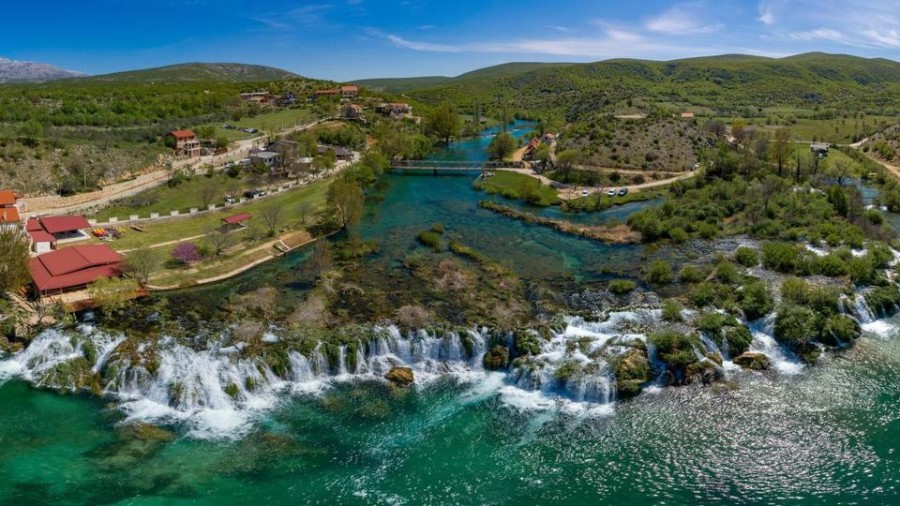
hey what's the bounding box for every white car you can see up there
[607,188,617,196]
[581,190,589,197]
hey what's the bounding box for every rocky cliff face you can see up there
[0,57,85,83]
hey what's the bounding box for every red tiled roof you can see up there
[0,190,16,206]
[315,89,339,95]
[223,213,252,225]
[38,216,90,235]
[28,245,123,293]
[341,85,358,92]
[167,130,197,139]
[27,230,55,243]
[26,218,42,231]
[0,206,19,224]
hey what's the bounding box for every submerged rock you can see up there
[733,351,770,371]
[385,367,415,387]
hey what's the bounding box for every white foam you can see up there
[862,320,898,338]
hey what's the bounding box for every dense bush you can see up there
[416,230,442,250]
[649,331,700,369]
[609,279,637,294]
[735,247,759,267]
[740,281,774,320]
[645,260,673,285]
[679,265,706,283]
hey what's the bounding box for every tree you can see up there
[827,161,852,186]
[534,144,553,172]
[555,149,582,182]
[18,119,44,144]
[88,278,141,314]
[199,179,219,209]
[731,118,748,144]
[487,132,517,160]
[125,244,163,282]
[326,177,364,228]
[0,229,30,293]
[171,242,201,265]
[771,128,793,177]
[205,229,235,256]
[297,202,314,227]
[261,204,284,237]
[216,136,230,150]
[195,125,216,140]
[705,120,727,138]
[425,103,462,145]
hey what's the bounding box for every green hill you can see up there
[74,62,299,84]
[392,53,900,119]
[357,62,574,92]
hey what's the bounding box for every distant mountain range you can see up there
[75,62,299,84]
[0,57,85,83]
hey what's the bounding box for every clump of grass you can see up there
[417,230,442,251]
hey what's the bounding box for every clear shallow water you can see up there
[2,322,900,504]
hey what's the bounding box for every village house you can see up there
[275,92,297,107]
[341,85,359,99]
[318,145,354,162]
[165,130,202,158]
[249,151,283,170]
[268,139,300,160]
[523,137,542,160]
[811,142,830,158]
[239,91,272,105]
[341,103,365,121]
[313,89,340,100]
[680,112,695,119]
[378,102,413,118]
[0,190,22,232]
[28,244,124,297]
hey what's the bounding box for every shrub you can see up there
[691,282,717,308]
[781,277,811,305]
[430,223,445,234]
[482,345,510,370]
[761,242,800,273]
[668,227,689,243]
[645,260,673,285]
[697,312,729,334]
[662,299,683,321]
[679,265,705,283]
[821,315,861,345]
[865,285,900,317]
[847,256,875,286]
[171,242,201,265]
[740,281,774,320]
[774,304,821,347]
[649,331,700,369]
[815,254,848,278]
[416,230,442,250]
[723,325,753,356]
[715,261,742,285]
[735,247,759,268]
[609,279,637,295]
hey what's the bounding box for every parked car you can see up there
[581,190,589,197]
[240,127,259,134]
[224,195,236,204]
[223,124,236,130]
[618,188,629,196]
[607,188,617,196]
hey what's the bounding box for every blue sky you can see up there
[4,0,900,81]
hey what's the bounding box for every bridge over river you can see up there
[390,160,527,174]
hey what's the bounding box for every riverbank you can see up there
[479,200,641,244]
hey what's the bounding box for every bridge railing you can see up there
[390,160,526,169]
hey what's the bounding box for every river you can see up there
[2,125,900,504]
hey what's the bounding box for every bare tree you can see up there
[261,204,284,237]
[297,201,314,227]
[125,243,163,282]
[199,179,219,209]
[205,228,235,257]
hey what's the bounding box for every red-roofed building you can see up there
[0,190,21,232]
[314,89,340,99]
[165,129,201,157]
[222,212,252,225]
[341,85,359,99]
[28,245,123,296]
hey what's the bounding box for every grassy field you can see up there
[87,172,305,221]
[473,171,559,206]
[83,177,332,251]
[205,107,315,141]
[720,115,898,144]
[788,143,869,175]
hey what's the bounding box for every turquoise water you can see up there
[5,127,900,504]
[3,326,900,503]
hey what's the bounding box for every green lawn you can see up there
[92,177,332,251]
[206,107,315,141]
[789,143,868,175]
[88,172,295,221]
[473,171,559,206]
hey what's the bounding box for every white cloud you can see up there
[548,25,575,33]
[863,29,900,48]
[645,3,722,35]
[789,28,846,43]
[757,0,785,25]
